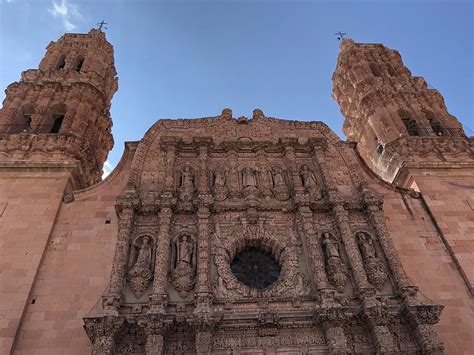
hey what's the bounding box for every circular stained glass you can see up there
[230,247,281,290]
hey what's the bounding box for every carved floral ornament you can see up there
[127,235,155,299]
[212,221,310,299]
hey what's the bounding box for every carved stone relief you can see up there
[240,167,260,198]
[300,164,321,199]
[356,231,389,290]
[321,232,348,293]
[170,234,197,298]
[269,166,290,201]
[177,166,196,203]
[127,235,154,299]
[211,169,229,201]
[212,219,310,299]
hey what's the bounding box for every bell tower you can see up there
[0,28,117,187]
[332,39,468,183]
[332,39,474,299]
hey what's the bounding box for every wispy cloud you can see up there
[48,0,82,31]
[102,160,113,180]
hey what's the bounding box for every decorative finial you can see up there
[97,20,108,31]
[334,31,347,41]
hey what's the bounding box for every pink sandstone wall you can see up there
[0,168,71,354]
[367,173,474,354]
[410,171,474,294]
[11,143,135,355]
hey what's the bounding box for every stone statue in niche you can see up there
[356,231,388,290]
[300,165,321,199]
[178,166,195,203]
[270,167,290,201]
[212,169,229,201]
[171,235,196,298]
[127,236,154,298]
[321,232,347,293]
[241,167,259,198]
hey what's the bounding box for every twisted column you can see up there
[149,208,172,313]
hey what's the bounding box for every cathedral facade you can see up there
[0,29,473,354]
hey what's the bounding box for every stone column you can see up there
[296,206,332,300]
[103,202,135,314]
[195,206,212,307]
[139,314,166,355]
[149,207,172,313]
[195,141,213,312]
[84,316,125,355]
[315,308,350,355]
[359,304,397,353]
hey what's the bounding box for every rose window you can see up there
[230,247,281,290]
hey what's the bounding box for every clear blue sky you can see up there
[1,0,473,176]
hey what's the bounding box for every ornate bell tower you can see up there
[0,28,117,187]
[332,39,468,184]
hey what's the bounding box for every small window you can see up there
[75,57,84,72]
[376,144,384,155]
[370,63,382,77]
[430,119,444,136]
[22,115,32,132]
[387,65,396,77]
[57,56,66,70]
[50,115,64,133]
[402,118,420,136]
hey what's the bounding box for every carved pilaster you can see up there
[149,208,173,313]
[138,314,167,355]
[196,206,211,299]
[196,139,211,194]
[358,304,397,354]
[402,304,444,354]
[332,203,372,293]
[103,201,135,314]
[161,137,177,190]
[296,206,332,300]
[315,308,350,355]
[83,316,125,355]
[283,143,303,193]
